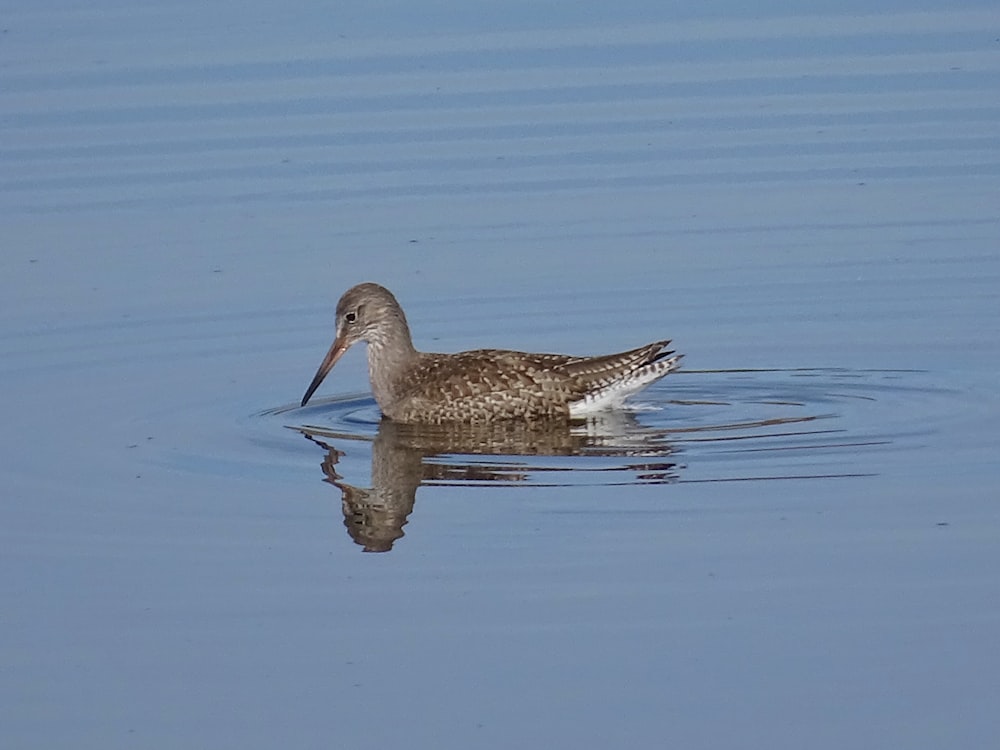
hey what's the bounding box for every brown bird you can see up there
[300,283,682,424]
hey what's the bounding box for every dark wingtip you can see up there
[650,340,679,364]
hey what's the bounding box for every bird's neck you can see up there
[366,316,418,408]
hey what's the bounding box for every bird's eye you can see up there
[345,311,357,323]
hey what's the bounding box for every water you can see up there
[2,2,999,747]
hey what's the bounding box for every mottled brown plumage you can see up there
[300,283,682,424]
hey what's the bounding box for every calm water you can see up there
[3,2,999,747]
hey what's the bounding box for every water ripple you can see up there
[2,7,996,213]
[253,367,960,550]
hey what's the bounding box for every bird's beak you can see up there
[300,334,349,407]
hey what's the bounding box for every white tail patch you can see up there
[568,355,681,417]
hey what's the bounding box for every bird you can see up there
[300,283,682,424]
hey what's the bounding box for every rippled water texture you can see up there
[2,2,999,748]
[275,367,959,551]
[284,368,946,487]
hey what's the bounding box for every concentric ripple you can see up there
[268,367,952,488]
[257,367,960,551]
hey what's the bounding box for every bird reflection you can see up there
[297,412,679,553]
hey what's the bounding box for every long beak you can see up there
[300,335,349,407]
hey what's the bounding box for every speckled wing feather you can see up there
[555,341,674,391]
[558,341,682,416]
[385,343,678,423]
[384,349,581,422]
